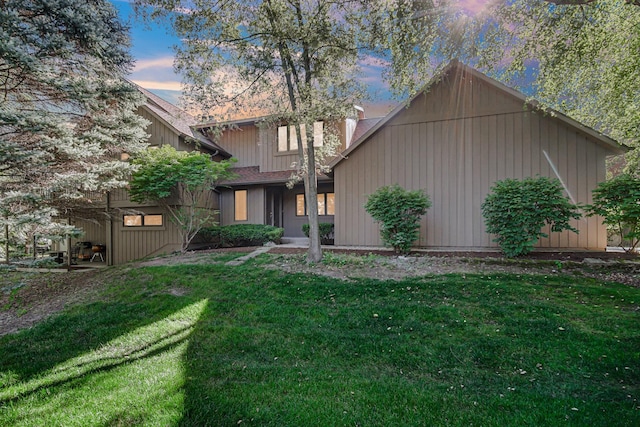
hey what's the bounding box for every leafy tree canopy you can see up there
[468,0,640,171]
[0,0,150,223]
[129,145,235,252]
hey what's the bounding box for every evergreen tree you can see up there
[0,0,150,245]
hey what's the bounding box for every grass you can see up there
[0,254,639,426]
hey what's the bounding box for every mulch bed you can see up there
[268,246,639,262]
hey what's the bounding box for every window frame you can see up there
[277,121,323,153]
[234,189,248,222]
[295,192,335,216]
[123,214,164,228]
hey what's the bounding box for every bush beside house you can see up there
[481,177,581,257]
[198,224,284,248]
[302,223,334,245]
[364,185,431,254]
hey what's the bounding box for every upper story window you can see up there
[277,122,323,152]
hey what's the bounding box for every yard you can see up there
[0,250,639,426]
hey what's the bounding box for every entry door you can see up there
[266,188,283,228]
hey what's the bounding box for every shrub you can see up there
[481,176,581,257]
[198,224,284,247]
[586,174,640,253]
[302,223,334,244]
[364,185,431,254]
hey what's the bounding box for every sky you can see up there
[111,0,488,117]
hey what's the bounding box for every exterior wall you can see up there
[282,183,335,237]
[334,70,610,250]
[220,187,265,226]
[216,124,259,167]
[138,108,181,149]
[257,120,351,173]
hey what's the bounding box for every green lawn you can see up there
[1,254,639,426]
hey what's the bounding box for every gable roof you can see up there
[131,82,232,158]
[329,60,626,170]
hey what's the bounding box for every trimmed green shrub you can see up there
[587,174,640,253]
[481,176,581,257]
[302,223,334,244]
[364,185,431,254]
[198,224,284,247]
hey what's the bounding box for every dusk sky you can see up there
[111,0,488,115]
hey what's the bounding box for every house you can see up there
[68,60,625,265]
[66,86,231,265]
[193,113,363,238]
[329,60,626,250]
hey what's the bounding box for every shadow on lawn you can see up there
[0,295,197,402]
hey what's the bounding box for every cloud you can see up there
[131,80,183,91]
[133,56,176,72]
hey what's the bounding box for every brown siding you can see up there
[281,183,334,237]
[111,207,182,265]
[217,124,259,167]
[138,108,181,149]
[334,75,611,250]
[220,187,265,225]
[259,126,299,172]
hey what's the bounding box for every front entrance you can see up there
[265,187,283,228]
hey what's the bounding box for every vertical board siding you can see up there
[111,207,182,265]
[138,108,180,149]
[218,125,258,167]
[335,105,610,249]
[220,188,265,226]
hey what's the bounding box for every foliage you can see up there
[481,177,581,257]
[0,0,150,223]
[587,174,640,253]
[199,224,284,247]
[1,264,639,425]
[129,146,235,252]
[364,185,431,254]
[302,222,334,243]
[134,0,461,262]
[470,0,640,171]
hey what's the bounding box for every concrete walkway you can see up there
[225,246,273,266]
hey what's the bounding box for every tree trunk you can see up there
[304,126,322,263]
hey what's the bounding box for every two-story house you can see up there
[68,60,625,265]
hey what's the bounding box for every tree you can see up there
[468,0,640,171]
[364,185,431,254]
[481,177,581,257]
[134,0,458,262]
[128,145,235,253]
[1,0,150,241]
[587,174,640,253]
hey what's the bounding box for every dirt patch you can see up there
[268,247,640,286]
[0,269,108,337]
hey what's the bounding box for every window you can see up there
[124,215,142,226]
[296,193,335,216]
[277,121,323,152]
[123,214,163,227]
[143,214,163,226]
[235,190,248,221]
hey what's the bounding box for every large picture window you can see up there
[296,193,335,216]
[277,122,323,152]
[235,190,248,221]
[123,214,163,227]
